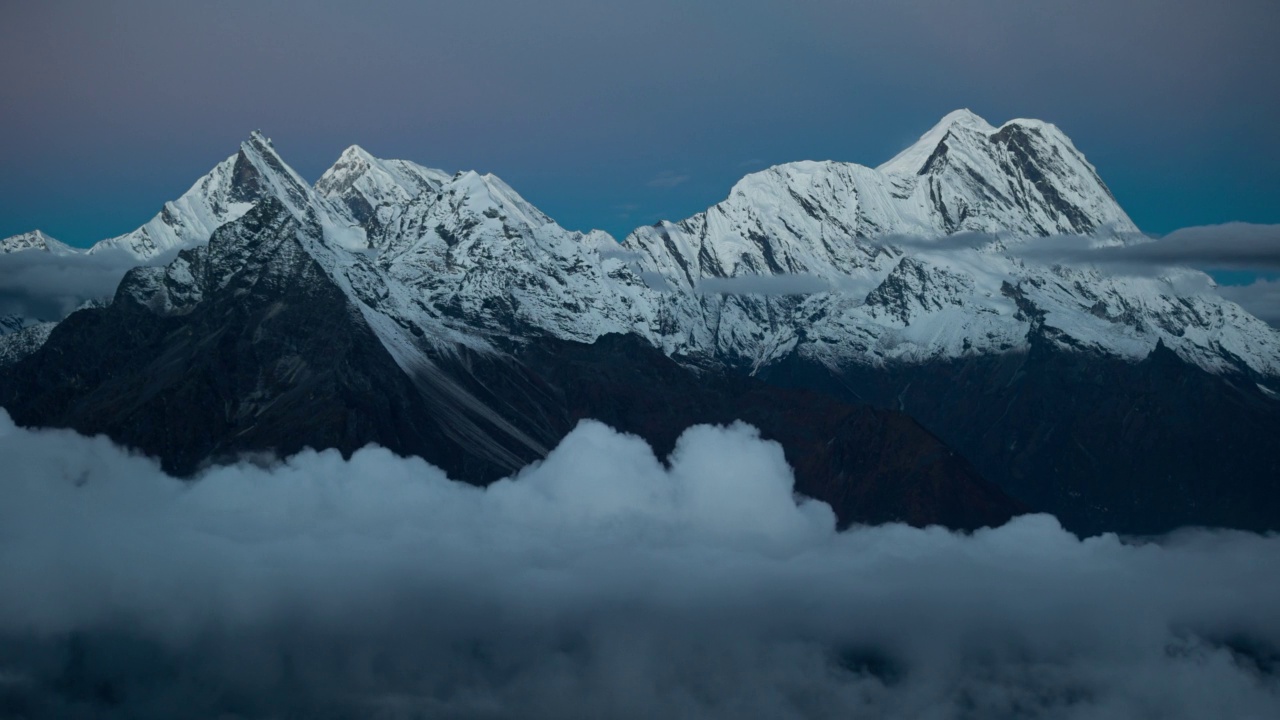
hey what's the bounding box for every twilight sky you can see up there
[2,0,1278,247]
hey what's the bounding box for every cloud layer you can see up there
[1,410,1278,719]
[696,273,830,296]
[1219,279,1280,326]
[0,248,171,322]
[1013,223,1280,272]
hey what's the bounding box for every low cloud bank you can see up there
[697,273,830,296]
[0,248,174,322]
[1,411,1279,719]
[1218,278,1280,326]
[1002,223,1280,274]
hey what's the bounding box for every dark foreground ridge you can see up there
[0,200,1018,531]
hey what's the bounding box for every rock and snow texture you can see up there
[314,144,452,247]
[7,110,1280,378]
[0,230,75,255]
[0,320,55,367]
[369,169,657,344]
[876,109,1139,237]
[86,132,320,260]
[619,111,1279,376]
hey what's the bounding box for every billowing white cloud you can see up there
[0,410,1278,719]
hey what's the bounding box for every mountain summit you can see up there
[0,229,75,255]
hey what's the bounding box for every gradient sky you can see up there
[2,0,1278,247]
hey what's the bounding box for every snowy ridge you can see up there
[86,131,343,259]
[88,155,247,260]
[0,230,75,255]
[365,168,656,344]
[8,111,1280,380]
[315,145,451,247]
[616,111,1278,376]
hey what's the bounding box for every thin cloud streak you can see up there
[1016,223,1280,271]
[0,248,166,322]
[647,171,691,189]
[697,273,830,296]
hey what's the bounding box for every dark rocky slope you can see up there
[761,337,1280,536]
[0,205,1020,531]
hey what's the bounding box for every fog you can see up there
[697,273,830,296]
[1009,223,1280,273]
[1219,279,1280,326]
[0,248,173,323]
[0,410,1278,719]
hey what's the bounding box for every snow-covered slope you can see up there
[315,145,452,247]
[0,230,76,255]
[88,132,306,260]
[365,170,657,344]
[878,109,1139,237]
[619,111,1279,376]
[12,111,1280,380]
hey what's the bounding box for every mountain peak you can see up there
[337,144,375,163]
[246,129,272,148]
[878,109,997,177]
[1,229,76,255]
[239,130,290,171]
[85,130,332,260]
[936,108,996,132]
[315,147,452,244]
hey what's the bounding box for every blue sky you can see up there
[2,0,1278,249]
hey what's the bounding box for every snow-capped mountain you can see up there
[876,109,1139,237]
[620,111,1279,377]
[368,169,656,344]
[0,230,75,255]
[87,131,317,260]
[4,111,1280,535]
[1,129,1015,531]
[314,145,452,247]
[5,112,1278,379]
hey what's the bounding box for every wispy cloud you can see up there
[1013,223,1280,272]
[0,247,169,322]
[697,273,830,296]
[647,170,691,188]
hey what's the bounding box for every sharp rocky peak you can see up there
[83,130,367,260]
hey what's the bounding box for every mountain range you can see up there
[3,110,1277,535]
